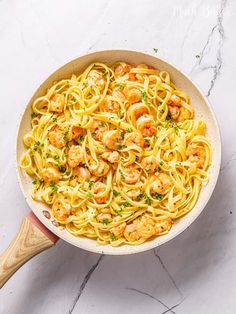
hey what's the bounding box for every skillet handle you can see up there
[0,212,58,288]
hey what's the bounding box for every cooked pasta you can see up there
[19,62,211,246]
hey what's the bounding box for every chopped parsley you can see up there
[117,144,123,150]
[172,123,182,132]
[121,132,125,140]
[111,233,117,241]
[53,155,60,161]
[76,135,85,143]
[119,84,125,91]
[88,180,94,189]
[119,169,125,179]
[160,161,164,166]
[139,193,151,205]
[52,117,57,123]
[58,165,66,173]
[113,190,119,197]
[153,48,158,53]
[102,219,110,225]
[32,180,38,185]
[141,91,148,104]
[86,192,94,198]
[152,193,164,201]
[63,131,69,141]
[122,202,130,208]
[50,182,58,193]
[31,112,37,119]
[114,209,123,216]
[126,128,133,133]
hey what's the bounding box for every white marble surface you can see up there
[0,0,235,313]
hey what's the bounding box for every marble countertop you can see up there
[0,0,235,313]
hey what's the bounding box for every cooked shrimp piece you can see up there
[124,132,144,147]
[52,199,70,222]
[102,130,121,150]
[49,94,65,112]
[136,217,156,239]
[177,107,191,122]
[168,106,180,120]
[122,165,141,184]
[141,156,157,173]
[128,103,149,119]
[123,86,142,104]
[125,188,141,200]
[124,223,140,242]
[151,173,172,195]
[41,167,61,183]
[73,167,91,182]
[97,213,112,223]
[89,159,110,177]
[155,218,172,234]
[111,87,126,102]
[87,70,106,91]
[136,64,149,82]
[93,182,108,204]
[136,114,157,137]
[168,94,181,106]
[114,63,131,77]
[91,120,108,141]
[100,98,120,113]
[48,126,67,148]
[68,145,83,168]
[72,126,84,140]
[102,151,120,163]
[186,145,206,167]
[110,222,126,237]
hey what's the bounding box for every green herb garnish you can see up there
[119,169,125,179]
[88,180,94,189]
[153,48,158,53]
[113,190,119,197]
[50,182,58,193]
[152,193,164,201]
[111,233,117,241]
[87,192,94,198]
[102,219,110,225]
[126,128,133,133]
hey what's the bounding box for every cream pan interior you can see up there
[16,50,221,255]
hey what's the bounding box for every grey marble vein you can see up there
[66,254,103,314]
[153,249,183,299]
[126,287,177,314]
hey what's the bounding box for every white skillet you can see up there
[0,50,221,288]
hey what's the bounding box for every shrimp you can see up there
[48,126,67,149]
[128,103,149,119]
[72,126,84,140]
[93,182,108,204]
[91,120,108,141]
[136,114,157,137]
[186,145,206,168]
[100,98,120,113]
[155,218,172,235]
[177,107,191,122]
[167,94,181,107]
[88,159,110,177]
[114,63,131,77]
[52,199,70,222]
[110,222,126,237]
[136,216,156,239]
[102,151,120,163]
[111,87,126,102]
[151,173,172,195]
[49,94,65,112]
[97,213,112,223]
[168,106,180,120]
[123,86,142,104]
[124,132,144,147]
[73,167,91,182]
[125,188,141,200]
[41,167,61,183]
[141,156,157,173]
[135,64,149,82]
[102,130,121,150]
[87,70,106,91]
[121,165,141,184]
[68,145,83,168]
[124,223,140,242]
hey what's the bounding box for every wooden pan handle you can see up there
[0,212,58,288]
